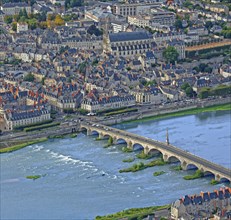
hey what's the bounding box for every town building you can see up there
[0,89,51,131]
[111,21,128,33]
[81,95,136,112]
[150,8,176,26]
[130,87,166,104]
[153,32,186,44]
[17,22,28,33]
[62,35,103,51]
[107,31,152,57]
[0,10,4,23]
[111,3,160,17]
[171,187,231,220]
[128,14,151,28]
[1,2,31,16]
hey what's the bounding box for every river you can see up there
[0,111,230,220]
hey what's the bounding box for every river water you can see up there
[0,111,230,220]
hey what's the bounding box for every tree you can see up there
[163,46,179,64]
[205,21,213,29]
[185,87,193,97]
[175,19,182,29]
[87,25,103,36]
[12,22,17,32]
[22,8,28,19]
[54,14,65,26]
[59,46,69,54]
[65,0,83,8]
[4,15,13,24]
[24,73,35,82]
[41,77,46,85]
[181,82,190,91]
[27,18,38,30]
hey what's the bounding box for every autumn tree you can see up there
[54,14,64,26]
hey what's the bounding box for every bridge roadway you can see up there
[80,122,231,182]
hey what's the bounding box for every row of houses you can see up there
[171,187,231,219]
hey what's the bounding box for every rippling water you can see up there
[0,111,230,220]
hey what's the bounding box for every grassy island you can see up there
[0,138,48,154]
[136,151,153,159]
[26,175,42,180]
[183,170,204,180]
[70,133,77,138]
[104,137,114,148]
[123,158,135,163]
[122,147,133,153]
[95,204,170,220]
[153,171,165,176]
[95,137,102,141]
[210,179,220,185]
[172,165,182,171]
[119,158,168,173]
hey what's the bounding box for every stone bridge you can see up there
[80,122,231,182]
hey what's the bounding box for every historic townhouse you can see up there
[4,107,50,130]
[1,2,31,16]
[81,95,136,112]
[171,187,231,220]
[111,3,160,17]
[62,36,103,51]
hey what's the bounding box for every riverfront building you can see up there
[81,95,136,112]
[171,187,231,220]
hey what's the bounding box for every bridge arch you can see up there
[203,170,215,178]
[167,156,181,163]
[148,148,163,156]
[79,126,88,132]
[115,138,127,145]
[186,163,199,170]
[103,134,111,139]
[220,177,230,183]
[132,143,144,151]
[91,130,99,136]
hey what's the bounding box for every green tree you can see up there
[22,8,28,19]
[12,22,17,31]
[4,15,13,24]
[24,73,35,82]
[175,19,182,29]
[27,18,38,30]
[185,86,193,97]
[163,46,179,64]
[181,82,190,91]
[41,77,46,85]
[87,25,103,36]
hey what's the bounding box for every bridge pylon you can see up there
[166,128,169,145]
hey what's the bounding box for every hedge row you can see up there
[105,108,138,116]
[24,122,60,132]
[199,85,231,99]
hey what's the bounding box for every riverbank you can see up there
[95,204,170,220]
[121,103,231,124]
[0,138,48,154]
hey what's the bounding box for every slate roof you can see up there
[109,31,151,42]
[3,2,29,8]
